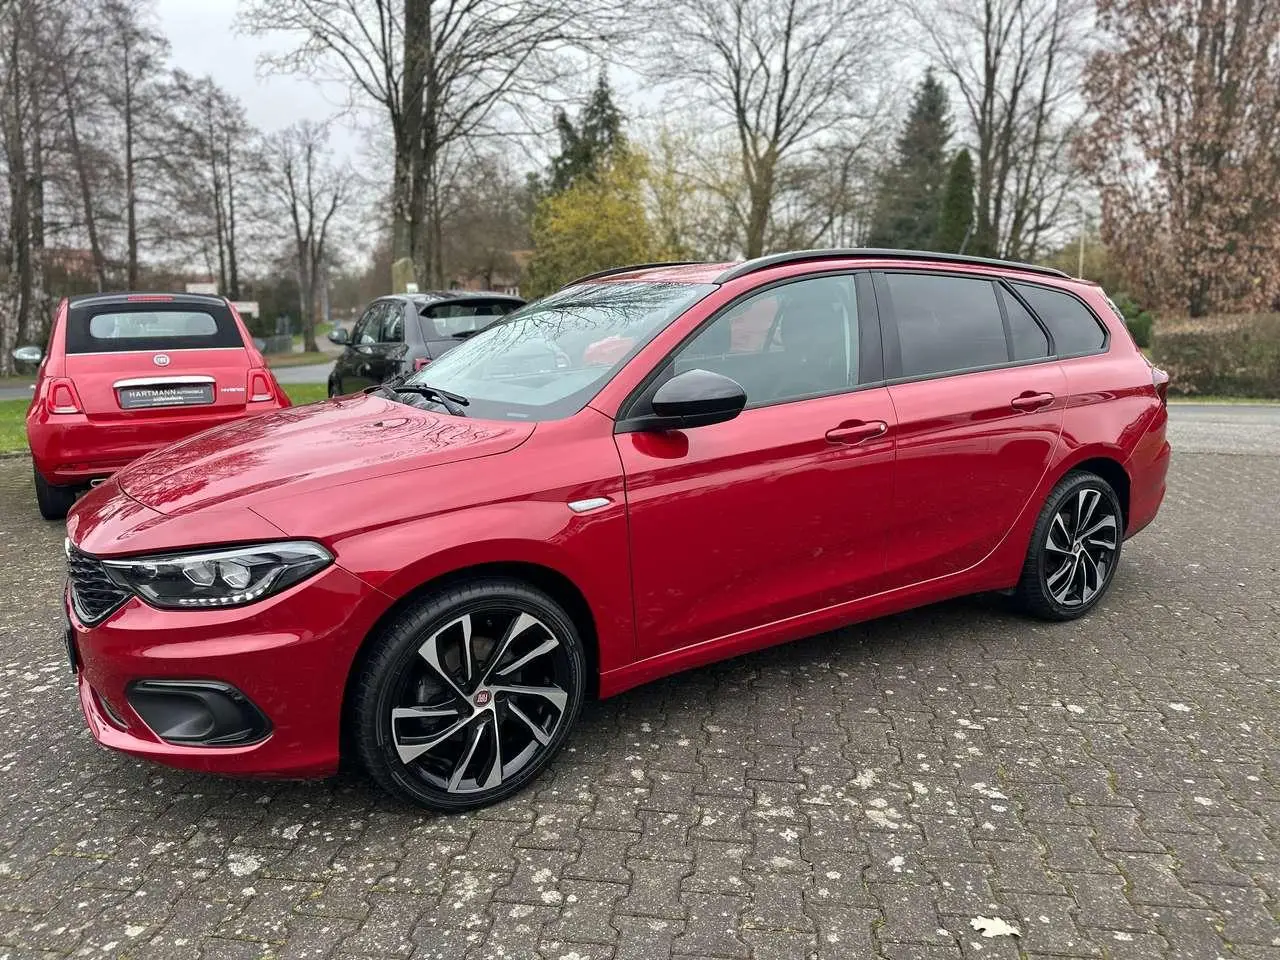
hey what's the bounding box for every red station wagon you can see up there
[24,293,290,519]
[63,250,1170,811]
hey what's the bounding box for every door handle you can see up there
[825,419,888,445]
[1010,391,1055,412]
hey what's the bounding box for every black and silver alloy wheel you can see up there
[1014,470,1124,621]
[1043,487,1119,608]
[352,580,585,811]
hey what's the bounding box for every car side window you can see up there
[350,304,382,346]
[998,286,1050,361]
[672,275,858,407]
[1011,283,1107,355]
[380,303,405,343]
[884,273,1008,377]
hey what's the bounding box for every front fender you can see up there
[332,498,635,675]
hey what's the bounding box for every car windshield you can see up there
[401,281,715,420]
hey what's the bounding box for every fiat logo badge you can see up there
[473,690,492,707]
[153,353,171,367]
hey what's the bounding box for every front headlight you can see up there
[102,541,332,610]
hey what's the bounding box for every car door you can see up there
[342,301,389,393]
[874,271,1066,587]
[617,273,897,660]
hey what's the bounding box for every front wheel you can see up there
[33,466,78,521]
[1014,471,1124,621]
[350,579,586,811]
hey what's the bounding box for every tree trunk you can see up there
[123,43,139,289]
[60,63,107,290]
[225,129,240,299]
[27,80,45,346]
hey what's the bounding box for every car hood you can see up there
[115,392,535,516]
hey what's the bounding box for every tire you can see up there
[1014,470,1124,621]
[351,578,587,812]
[33,466,78,521]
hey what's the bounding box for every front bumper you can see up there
[69,562,384,778]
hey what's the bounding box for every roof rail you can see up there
[714,248,1071,284]
[563,261,714,288]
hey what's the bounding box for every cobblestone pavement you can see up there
[0,413,1276,960]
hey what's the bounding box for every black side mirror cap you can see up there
[619,368,747,433]
[328,328,349,345]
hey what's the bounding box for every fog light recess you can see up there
[126,680,271,746]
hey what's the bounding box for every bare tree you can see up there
[642,0,893,259]
[241,0,621,288]
[906,0,1090,260]
[263,121,351,352]
[100,0,168,288]
[1080,0,1280,316]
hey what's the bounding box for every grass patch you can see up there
[0,398,30,455]
[265,351,331,368]
[1166,396,1280,405]
[284,383,329,405]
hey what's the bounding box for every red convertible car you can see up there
[22,292,289,519]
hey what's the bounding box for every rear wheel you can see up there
[1014,471,1123,621]
[33,467,78,521]
[351,579,586,811]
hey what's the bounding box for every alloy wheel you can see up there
[1043,487,1119,607]
[387,608,572,795]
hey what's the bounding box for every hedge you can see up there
[1151,313,1280,397]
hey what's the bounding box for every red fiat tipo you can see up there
[23,293,289,519]
[63,251,1170,811]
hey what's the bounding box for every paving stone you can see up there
[0,449,1277,959]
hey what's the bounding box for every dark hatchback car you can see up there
[327,291,524,395]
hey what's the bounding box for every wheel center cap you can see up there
[473,689,492,707]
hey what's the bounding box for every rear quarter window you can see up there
[66,304,242,353]
[1010,283,1107,356]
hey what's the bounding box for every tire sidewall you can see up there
[360,584,586,811]
[1035,474,1123,618]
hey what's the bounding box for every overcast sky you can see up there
[156,0,368,158]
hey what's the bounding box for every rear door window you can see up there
[423,300,517,338]
[66,303,242,353]
[1010,283,1107,355]
[884,273,1008,377]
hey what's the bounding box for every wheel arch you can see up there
[1050,447,1132,528]
[338,558,603,766]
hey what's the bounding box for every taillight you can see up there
[413,357,431,372]
[47,378,83,414]
[1152,366,1169,407]
[125,294,174,302]
[248,370,275,402]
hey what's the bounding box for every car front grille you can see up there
[67,544,130,625]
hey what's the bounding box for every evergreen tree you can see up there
[867,70,952,249]
[934,148,976,253]
[548,70,625,193]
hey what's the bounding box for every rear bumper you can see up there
[1124,405,1170,538]
[29,404,286,485]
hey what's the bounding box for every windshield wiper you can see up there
[390,383,470,416]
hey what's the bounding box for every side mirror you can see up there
[12,345,42,364]
[648,368,746,429]
[328,327,349,345]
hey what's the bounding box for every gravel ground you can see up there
[0,410,1275,960]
